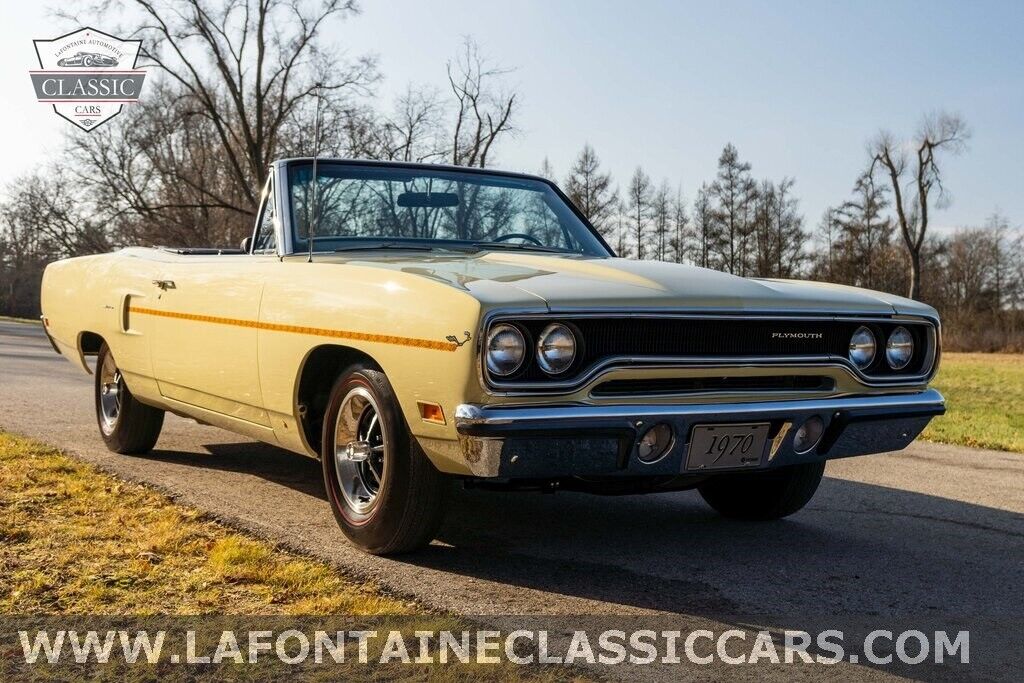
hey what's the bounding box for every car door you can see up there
[147,177,278,428]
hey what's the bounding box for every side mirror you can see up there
[240,236,253,254]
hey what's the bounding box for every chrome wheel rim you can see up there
[333,386,387,515]
[98,352,122,434]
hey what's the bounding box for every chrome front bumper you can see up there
[452,390,945,479]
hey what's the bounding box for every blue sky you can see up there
[4,1,1022,232]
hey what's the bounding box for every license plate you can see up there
[685,423,770,471]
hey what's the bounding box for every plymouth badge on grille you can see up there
[771,332,824,339]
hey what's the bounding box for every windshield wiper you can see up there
[332,240,573,254]
[333,242,433,252]
[332,241,482,254]
[472,241,571,254]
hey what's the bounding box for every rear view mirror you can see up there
[397,192,459,208]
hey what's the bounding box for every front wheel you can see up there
[95,343,165,454]
[321,365,448,555]
[697,461,825,520]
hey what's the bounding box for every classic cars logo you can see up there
[30,27,146,132]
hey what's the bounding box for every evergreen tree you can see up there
[564,144,619,241]
[627,167,652,259]
[709,144,758,275]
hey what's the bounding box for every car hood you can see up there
[319,252,936,317]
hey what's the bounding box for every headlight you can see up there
[886,326,914,370]
[486,324,526,376]
[849,326,876,369]
[536,323,577,375]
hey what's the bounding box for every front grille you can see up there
[489,315,933,386]
[591,375,835,397]
[572,318,852,358]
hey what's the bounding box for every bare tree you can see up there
[709,144,758,275]
[870,112,970,299]
[813,208,840,282]
[692,184,715,269]
[0,171,112,316]
[934,216,1024,350]
[613,202,631,258]
[669,186,690,263]
[137,0,371,192]
[752,177,806,278]
[753,179,777,277]
[834,170,893,289]
[60,0,379,245]
[376,85,447,162]
[537,157,556,180]
[650,181,673,261]
[447,38,517,168]
[982,211,1020,314]
[2,171,111,257]
[564,144,618,241]
[626,167,652,260]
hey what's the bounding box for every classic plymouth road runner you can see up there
[40,159,945,554]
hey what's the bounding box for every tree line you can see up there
[1,0,1021,351]
[554,142,807,280]
[552,129,1022,351]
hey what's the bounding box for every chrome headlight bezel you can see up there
[536,323,578,375]
[885,326,915,370]
[485,323,527,377]
[849,326,877,369]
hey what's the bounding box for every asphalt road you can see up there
[1,319,1021,680]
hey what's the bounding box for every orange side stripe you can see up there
[129,306,458,352]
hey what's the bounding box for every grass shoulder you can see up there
[0,431,411,615]
[0,432,581,680]
[924,352,1024,453]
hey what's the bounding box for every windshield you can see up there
[287,163,610,256]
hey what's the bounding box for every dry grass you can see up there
[0,432,582,680]
[924,352,1024,453]
[0,432,411,616]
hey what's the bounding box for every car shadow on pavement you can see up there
[137,442,1023,619]
[145,442,328,500]
[129,441,1020,681]
[423,477,1024,618]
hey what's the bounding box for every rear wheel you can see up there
[697,461,825,520]
[321,366,448,555]
[95,343,164,454]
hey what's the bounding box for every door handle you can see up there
[152,280,176,291]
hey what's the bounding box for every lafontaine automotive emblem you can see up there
[30,27,146,132]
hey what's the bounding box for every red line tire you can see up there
[321,365,448,555]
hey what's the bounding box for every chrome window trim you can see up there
[273,161,294,257]
[477,309,940,396]
[248,163,290,257]
[251,173,282,255]
[274,158,614,258]
[247,174,272,254]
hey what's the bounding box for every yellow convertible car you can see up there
[40,159,945,554]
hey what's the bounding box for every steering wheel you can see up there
[492,232,544,246]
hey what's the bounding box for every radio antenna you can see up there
[307,83,323,263]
